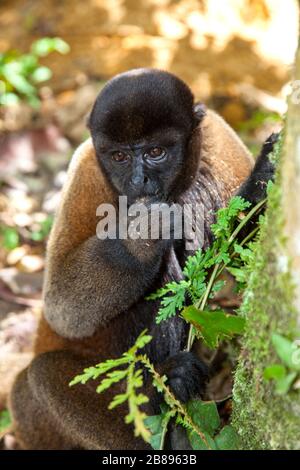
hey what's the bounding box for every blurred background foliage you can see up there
[0,0,298,442]
[0,37,69,107]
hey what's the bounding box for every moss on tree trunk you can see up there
[232,18,300,450]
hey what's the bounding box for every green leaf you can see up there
[263,357,298,395]
[151,374,168,394]
[135,393,149,406]
[31,37,70,57]
[134,331,153,350]
[145,414,163,435]
[263,364,286,381]
[214,251,231,265]
[275,372,297,395]
[186,399,220,435]
[125,330,152,357]
[69,367,99,386]
[267,179,274,194]
[50,37,70,54]
[211,280,226,294]
[215,425,240,450]
[145,411,173,450]
[234,244,254,264]
[31,66,52,83]
[96,369,128,393]
[190,275,206,299]
[1,226,19,250]
[30,215,53,241]
[2,62,35,95]
[147,280,187,300]
[108,393,129,409]
[27,94,41,108]
[183,249,209,278]
[0,92,20,105]
[227,266,247,283]
[187,429,217,450]
[18,54,38,72]
[68,329,153,444]
[272,333,300,371]
[132,369,144,389]
[211,196,251,240]
[182,306,245,349]
[155,281,188,324]
[125,406,150,442]
[0,409,11,432]
[69,356,130,386]
[127,330,152,356]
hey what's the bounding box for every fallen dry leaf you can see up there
[6,246,28,266]
[17,255,44,273]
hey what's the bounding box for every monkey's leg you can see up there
[9,367,71,449]
[10,350,147,450]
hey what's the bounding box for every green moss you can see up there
[232,138,300,450]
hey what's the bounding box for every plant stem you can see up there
[240,226,260,247]
[228,198,266,245]
[198,263,220,310]
[186,263,220,351]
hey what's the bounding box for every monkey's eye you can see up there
[112,151,129,163]
[148,147,166,159]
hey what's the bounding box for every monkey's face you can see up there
[94,129,188,203]
[88,68,203,202]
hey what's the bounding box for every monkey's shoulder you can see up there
[199,109,254,196]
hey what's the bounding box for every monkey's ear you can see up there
[193,102,206,127]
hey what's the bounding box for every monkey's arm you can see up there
[44,236,166,339]
[43,140,165,339]
[237,133,278,204]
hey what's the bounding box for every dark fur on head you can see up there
[88,68,199,142]
[88,68,205,202]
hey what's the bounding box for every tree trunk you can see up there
[232,11,300,449]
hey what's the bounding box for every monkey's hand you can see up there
[159,351,209,403]
[124,196,181,261]
[237,132,279,205]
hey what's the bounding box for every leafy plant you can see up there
[144,348,240,450]
[0,37,70,107]
[183,306,245,349]
[238,110,282,133]
[263,333,300,395]
[70,330,153,443]
[0,409,11,433]
[0,224,19,250]
[30,215,54,241]
[148,195,265,350]
[71,195,266,450]
[71,330,241,450]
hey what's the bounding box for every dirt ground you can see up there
[0,0,298,99]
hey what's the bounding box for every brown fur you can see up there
[9,109,253,450]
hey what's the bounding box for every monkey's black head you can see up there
[88,68,204,203]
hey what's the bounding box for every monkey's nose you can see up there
[131,176,148,187]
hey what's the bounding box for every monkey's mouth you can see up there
[125,184,163,203]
